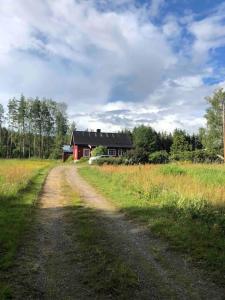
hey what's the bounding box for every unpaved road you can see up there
[7,166,225,299]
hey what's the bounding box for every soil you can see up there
[6,165,225,299]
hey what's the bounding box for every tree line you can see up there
[129,88,225,163]
[0,88,224,162]
[0,96,74,159]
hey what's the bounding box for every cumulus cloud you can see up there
[0,0,224,132]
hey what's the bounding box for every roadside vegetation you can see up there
[0,159,54,298]
[79,163,225,285]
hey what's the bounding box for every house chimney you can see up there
[97,129,101,133]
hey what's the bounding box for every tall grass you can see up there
[0,160,52,199]
[0,159,54,298]
[79,163,225,284]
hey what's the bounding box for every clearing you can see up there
[1,164,225,299]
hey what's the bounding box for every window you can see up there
[108,149,116,156]
[118,149,123,156]
[83,148,90,157]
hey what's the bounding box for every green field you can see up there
[0,160,54,297]
[79,163,225,285]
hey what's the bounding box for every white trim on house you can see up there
[83,148,90,157]
[108,149,116,156]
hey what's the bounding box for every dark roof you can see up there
[71,131,133,148]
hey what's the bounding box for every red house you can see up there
[70,129,133,160]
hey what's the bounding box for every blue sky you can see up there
[1,0,225,132]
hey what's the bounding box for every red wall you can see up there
[73,145,129,160]
[73,145,90,160]
[73,145,78,160]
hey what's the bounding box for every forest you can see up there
[0,96,75,159]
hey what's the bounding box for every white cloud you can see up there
[0,0,224,133]
[189,7,225,61]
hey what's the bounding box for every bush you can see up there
[92,146,107,157]
[170,150,220,163]
[149,150,169,164]
[126,147,149,164]
[92,157,125,166]
[192,150,220,163]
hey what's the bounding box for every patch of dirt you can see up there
[67,165,225,300]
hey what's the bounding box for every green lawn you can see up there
[78,163,225,285]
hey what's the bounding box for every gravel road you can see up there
[7,165,225,299]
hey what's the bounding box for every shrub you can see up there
[126,147,149,164]
[92,146,107,157]
[93,157,125,166]
[192,150,220,163]
[169,150,220,163]
[149,150,169,164]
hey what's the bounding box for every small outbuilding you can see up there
[70,129,133,160]
[62,145,73,162]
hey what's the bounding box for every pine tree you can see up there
[0,103,4,156]
[7,98,18,157]
[171,129,190,153]
[18,95,27,157]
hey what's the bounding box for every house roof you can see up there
[71,130,133,148]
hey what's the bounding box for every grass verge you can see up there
[0,164,54,299]
[62,181,140,299]
[78,165,225,286]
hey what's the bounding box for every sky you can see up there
[1,0,225,133]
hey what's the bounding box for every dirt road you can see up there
[8,165,225,299]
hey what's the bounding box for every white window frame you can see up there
[83,148,90,157]
[118,149,123,156]
[108,149,116,156]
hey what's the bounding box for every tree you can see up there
[7,98,19,157]
[67,121,76,143]
[190,133,203,151]
[18,95,27,157]
[171,129,190,153]
[133,125,158,152]
[157,132,173,152]
[51,102,68,159]
[201,88,225,154]
[0,104,4,156]
[0,96,70,159]
[92,145,107,156]
[41,100,54,158]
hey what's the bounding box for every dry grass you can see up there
[79,163,225,284]
[99,163,225,207]
[0,159,54,299]
[0,160,53,199]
